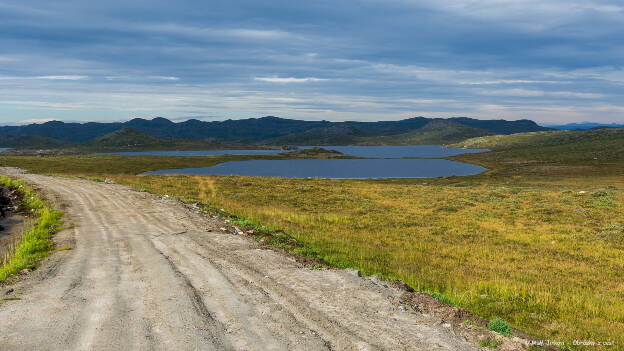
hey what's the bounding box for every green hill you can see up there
[82,128,276,152]
[268,119,493,145]
[353,120,492,145]
[452,127,624,164]
[264,125,361,145]
[85,128,164,148]
[0,116,550,143]
[0,134,69,149]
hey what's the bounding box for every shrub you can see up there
[488,317,512,336]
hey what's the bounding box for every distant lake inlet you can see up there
[137,145,488,179]
[142,158,486,179]
[102,145,487,158]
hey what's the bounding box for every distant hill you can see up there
[0,116,551,145]
[0,128,282,153]
[546,122,624,130]
[450,127,624,164]
[0,134,70,149]
[85,128,163,148]
[82,128,275,151]
[351,120,492,145]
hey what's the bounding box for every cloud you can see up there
[478,88,605,99]
[17,118,58,124]
[35,75,88,80]
[149,76,180,81]
[460,80,567,85]
[254,77,328,83]
[0,0,622,124]
[0,75,88,81]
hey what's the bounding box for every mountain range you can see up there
[0,116,550,148]
[545,122,624,130]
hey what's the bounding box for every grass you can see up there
[480,337,501,349]
[0,176,64,281]
[0,131,622,349]
[488,317,512,336]
[426,290,456,306]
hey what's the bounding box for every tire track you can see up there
[0,170,480,351]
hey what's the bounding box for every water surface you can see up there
[103,145,487,158]
[99,149,286,156]
[143,158,486,179]
[300,145,487,158]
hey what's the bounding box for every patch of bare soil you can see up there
[191,200,538,350]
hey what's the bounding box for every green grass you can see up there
[461,319,476,326]
[0,132,622,349]
[480,337,501,349]
[488,317,512,336]
[426,291,456,306]
[0,176,64,281]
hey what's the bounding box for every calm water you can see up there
[98,149,287,156]
[300,145,487,158]
[143,158,486,179]
[103,145,487,158]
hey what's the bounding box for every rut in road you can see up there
[0,170,479,351]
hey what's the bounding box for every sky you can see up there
[1,0,623,125]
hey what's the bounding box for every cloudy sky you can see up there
[1,0,623,125]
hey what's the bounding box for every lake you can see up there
[143,158,485,178]
[142,145,487,179]
[98,149,287,156]
[103,145,487,158]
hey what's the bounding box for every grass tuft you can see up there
[0,176,63,281]
[488,317,512,336]
[479,337,500,349]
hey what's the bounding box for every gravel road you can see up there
[0,169,479,351]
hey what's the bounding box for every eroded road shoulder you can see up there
[0,169,479,351]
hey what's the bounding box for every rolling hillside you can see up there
[451,127,624,164]
[352,120,492,145]
[0,134,70,149]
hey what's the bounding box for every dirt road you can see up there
[0,169,479,351]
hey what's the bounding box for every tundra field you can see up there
[1,129,623,349]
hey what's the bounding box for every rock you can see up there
[104,178,114,184]
[346,269,362,277]
[219,227,227,231]
[246,230,254,234]
[5,288,14,295]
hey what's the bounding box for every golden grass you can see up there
[0,152,622,348]
[106,173,624,347]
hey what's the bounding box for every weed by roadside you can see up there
[479,337,500,349]
[488,317,513,336]
[0,176,63,281]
